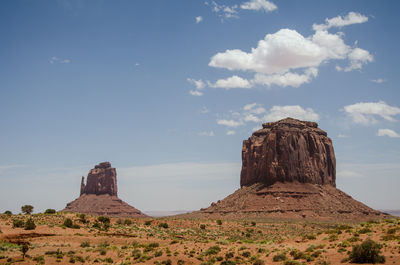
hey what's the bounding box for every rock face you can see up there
[241,117,336,187]
[80,162,117,196]
[63,162,147,217]
[185,117,388,220]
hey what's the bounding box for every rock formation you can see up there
[241,118,335,187]
[63,162,147,217]
[80,162,117,196]
[186,118,387,220]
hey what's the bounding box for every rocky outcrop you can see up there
[184,117,388,221]
[241,117,336,187]
[63,162,147,217]
[80,162,118,196]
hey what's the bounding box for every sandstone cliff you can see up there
[241,117,336,187]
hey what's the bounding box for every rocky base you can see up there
[62,194,147,217]
[187,182,388,221]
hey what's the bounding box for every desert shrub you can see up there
[158,222,168,229]
[205,245,221,255]
[12,219,25,228]
[155,250,163,257]
[64,218,73,228]
[251,221,256,226]
[216,219,223,225]
[241,251,251,257]
[253,260,264,265]
[97,216,110,224]
[45,209,56,214]
[21,205,33,214]
[273,252,287,262]
[144,220,152,226]
[161,259,171,265]
[116,218,123,225]
[132,249,141,259]
[225,251,234,259]
[358,227,372,234]
[349,238,385,263]
[124,219,132,225]
[200,224,206,230]
[78,214,87,223]
[80,241,90,248]
[104,257,113,263]
[221,261,236,265]
[283,259,303,265]
[24,218,36,230]
[4,210,12,215]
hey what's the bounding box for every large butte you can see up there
[188,117,388,220]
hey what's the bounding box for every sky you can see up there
[1,0,400,214]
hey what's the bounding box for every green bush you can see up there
[21,244,29,259]
[24,218,36,230]
[349,238,385,263]
[124,219,132,225]
[216,219,223,225]
[80,241,90,248]
[144,220,152,226]
[45,209,56,214]
[13,219,25,228]
[205,245,221,255]
[21,205,33,214]
[158,222,168,229]
[63,218,73,228]
[97,216,110,224]
[4,210,12,215]
[200,224,206,230]
[273,253,287,262]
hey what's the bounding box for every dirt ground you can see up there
[0,212,399,264]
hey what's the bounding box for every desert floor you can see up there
[0,213,399,264]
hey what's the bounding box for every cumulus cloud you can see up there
[217,103,318,128]
[313,12,368,31]
[187,78,205,96]
[377,129,400,138]
[343,101,400,125]
[207,12,372,89]
[195,16,203,23]
[208,75,252,89]
[240,0,277,12]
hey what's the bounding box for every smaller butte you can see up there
[63,162,147,217]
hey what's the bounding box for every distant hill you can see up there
[144,210,192,217]
[380,210,400,216]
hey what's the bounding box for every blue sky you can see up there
[1,0,399,214]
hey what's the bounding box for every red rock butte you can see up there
[63,162,147,217]
[187,118,388,220]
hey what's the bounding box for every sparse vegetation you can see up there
[24,217,36,230]
[45,208,56,214]
[21,205,34,214]
[349,238,386,263]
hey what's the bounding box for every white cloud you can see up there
[207,12,372,88]
[371,78,386,84]
[240,0,277,12]
[263,105,319,122]
[217,119,243,127]
[189,90,203,96]
[207,1,239,20]
[313,12,368,31]
[49,56,71,64]
[198,131,215,137]
[217,103,319,128]
[337,133,348,138]
[226,130,236,135]
[195,16,203,23]
[187,78,205,96]
[377,129,400,138]
[209,75,252,89]
[341,48,373,72]
[343,101,400,125]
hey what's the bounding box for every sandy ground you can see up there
[0,213,399,264]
